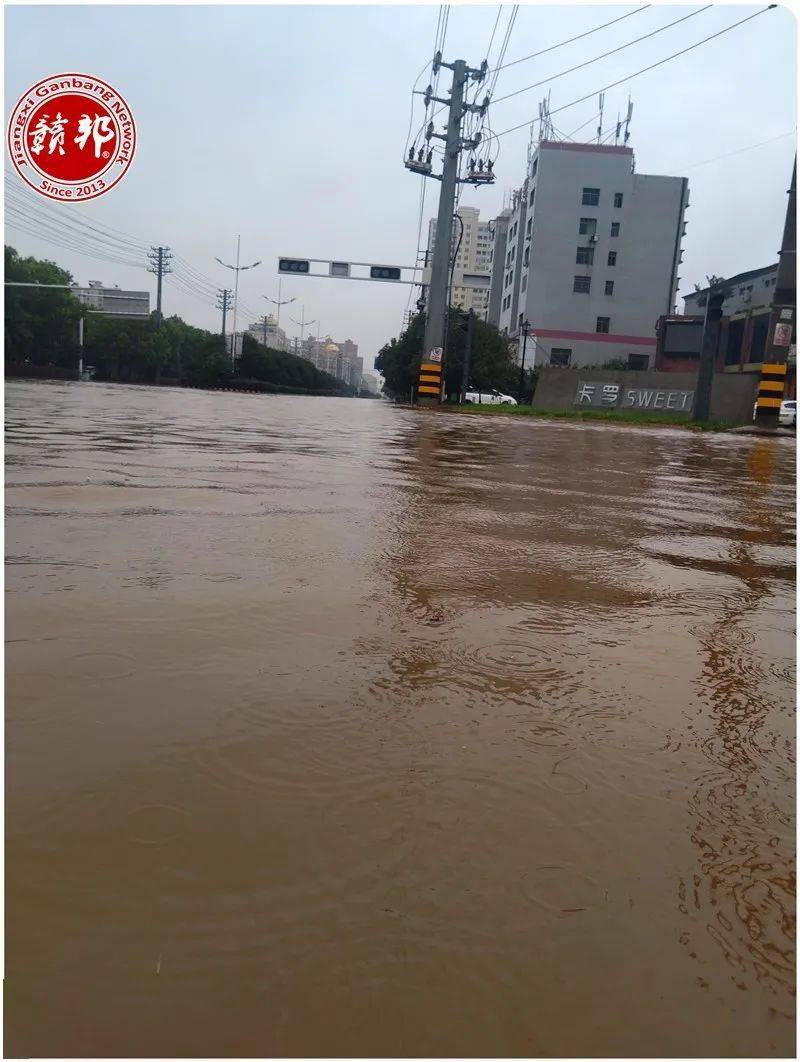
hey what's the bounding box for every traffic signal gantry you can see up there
[277,257,415,285]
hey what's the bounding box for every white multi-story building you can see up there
[424,206,493,319]
[71,280,149,318]
[489,140,689,369]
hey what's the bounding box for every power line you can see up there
[5,183,150,253]
[485,6,504,65]
[5,170,153,250]
[5,217,144,270]
[677,129,796,172]
[488,5,777,144]
[4,207,145,268]
[486,5,519,98]
[491,5,713,108]
[405,174,428,316]
[491,4,651,74]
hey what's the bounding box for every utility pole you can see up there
[216,288,232,343]
[77,316,84,379]
[692,286,725,422]
[259,314,272,347]
[517,319,530,403]
[147,246,172,327]
[460,308,476,403]
[755,158,796,428]
[264,278,296,328]
[216,237,261,368]
[409,51,489,404]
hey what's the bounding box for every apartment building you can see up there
[302,336,362,387]
[424,206,493,319]
[488,140,689,369]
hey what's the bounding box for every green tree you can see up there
[237,332,350,393]
[375,310,517,400]
[5,245,82,367]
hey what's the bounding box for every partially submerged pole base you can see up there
[416,357,444,406]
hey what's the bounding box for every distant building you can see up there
[683,264,778,317]
[488,138,689,370]
[360,373,382,395]
[302,335,361,386]
[655,262,793,393]
[245,316,289,351]
[486,208,512,326]
[71,280,149,318]
[424,206,493,319]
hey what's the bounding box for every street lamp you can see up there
[263,278,296,328]
[290,306,317,344]
[215,235,261,367]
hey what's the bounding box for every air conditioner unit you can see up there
[589,235,598,243]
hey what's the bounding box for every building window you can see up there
[608,251,617,266]
[529,187,535,207]
[531,159,538,177]
[610,222,620,237]
[614,193,624,208]
[521,274,527,291]
[605,280,614,296]
[573,275,591,293]
[550,348,572,367]
[526,217,532,236]
[582,187,600,206]
[596,316,610,334]
[523,246,529,267]
[576,246,594,266]
[579,217,597,236]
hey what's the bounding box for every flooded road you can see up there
[5,379,795,1057]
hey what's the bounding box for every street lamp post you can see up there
[263,278,296,329]
[290,307,317,357]
[518,319,530,403]
[215,235,261,368]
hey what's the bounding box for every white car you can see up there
[464,389,518,406]
[779,399,797,427]
[752,399,796,427]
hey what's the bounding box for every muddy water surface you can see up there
[5,380,796,1056]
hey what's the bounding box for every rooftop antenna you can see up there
[623,97,633,145]
[615,112,621,145]
[597,92,605,144]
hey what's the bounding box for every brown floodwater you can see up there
[5,379,796,1057]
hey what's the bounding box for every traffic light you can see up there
[279,258,310,274]
[370,265,402,281]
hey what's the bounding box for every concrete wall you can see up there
[533,366,759,425]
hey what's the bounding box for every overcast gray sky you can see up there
[5,3,797,369]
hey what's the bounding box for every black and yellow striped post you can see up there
[755,361,788,418]
[417,358,443,404]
